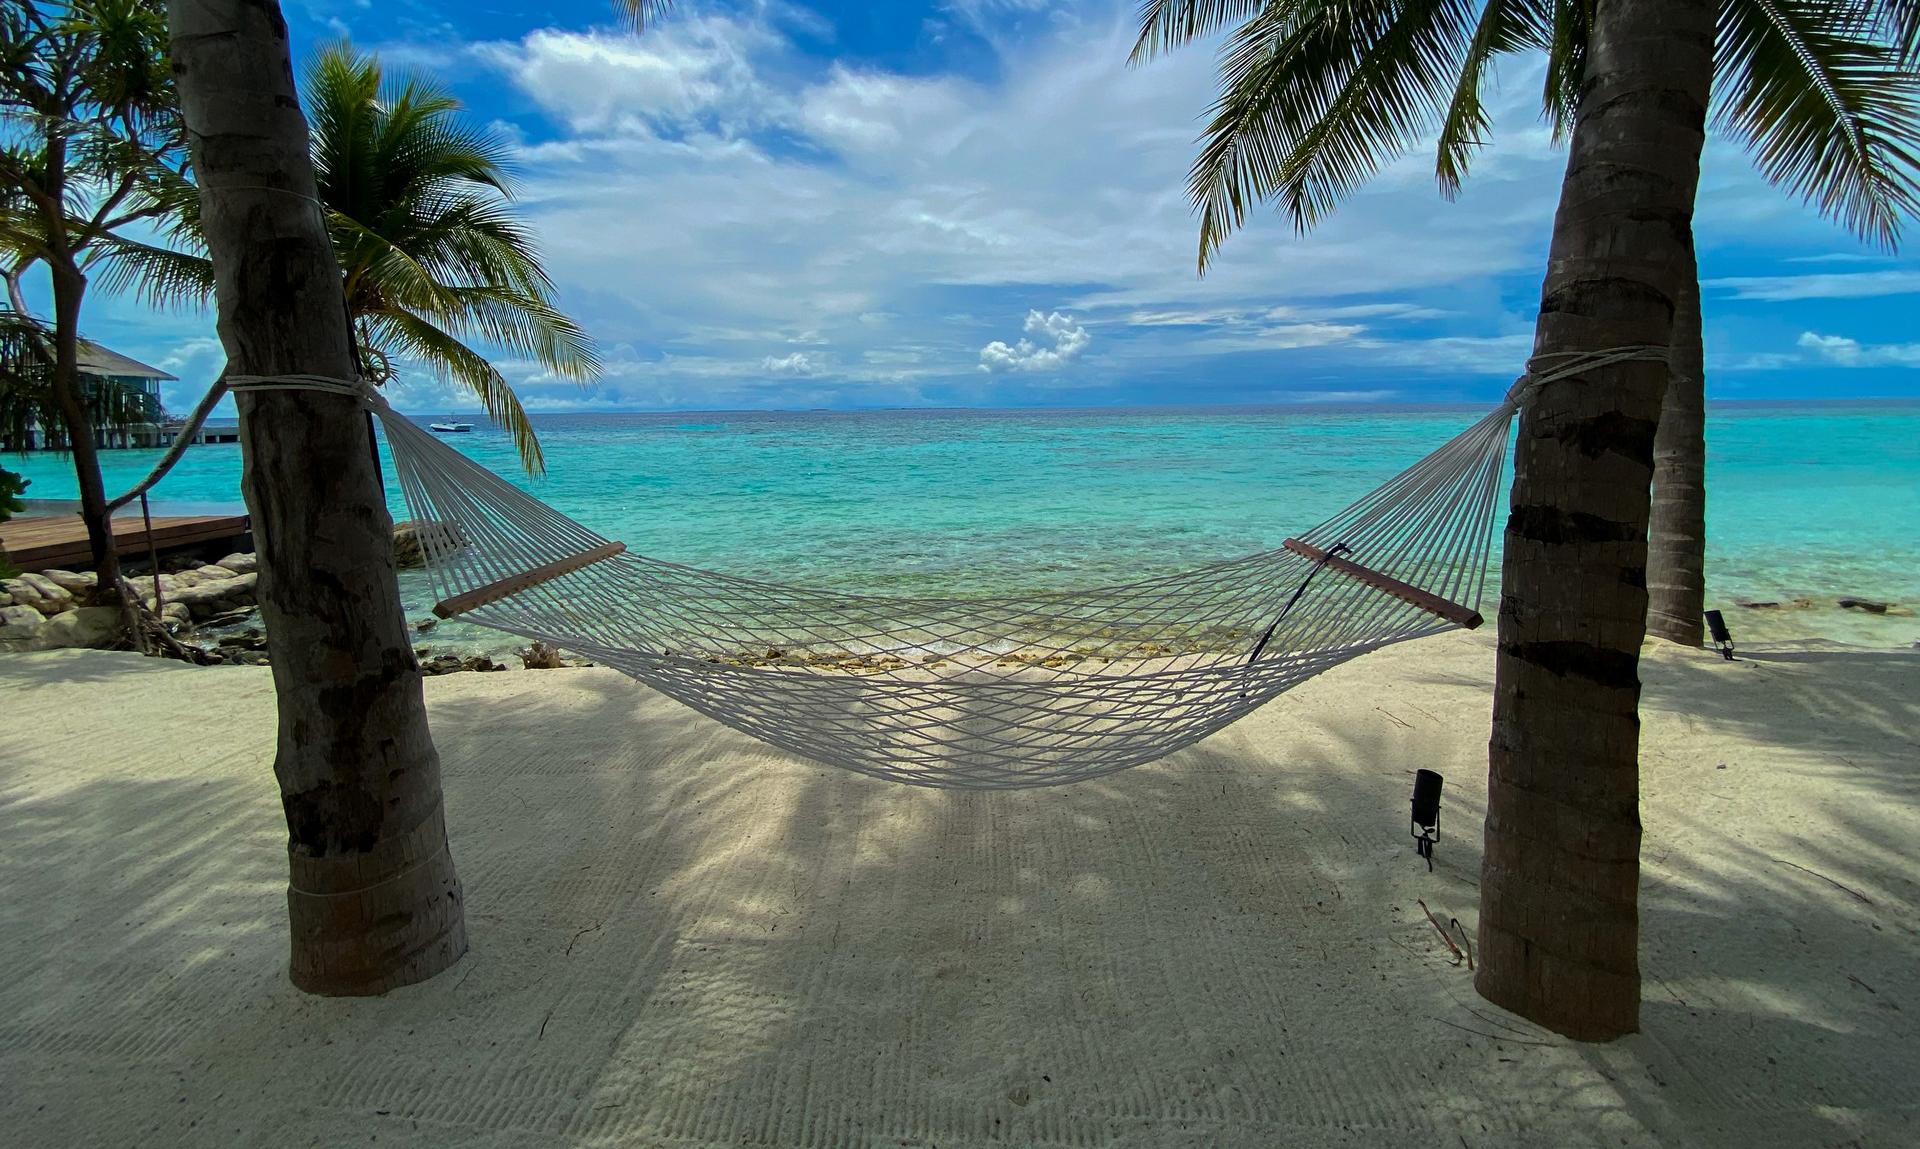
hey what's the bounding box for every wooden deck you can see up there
[0,510,251,572]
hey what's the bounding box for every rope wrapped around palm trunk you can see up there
[227,345,1663,788]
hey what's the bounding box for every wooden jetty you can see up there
[0,510,251,573]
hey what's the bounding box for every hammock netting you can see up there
[232,349,1657,789]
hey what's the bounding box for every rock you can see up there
[1,603,48,645]
[1838,597,1890,614]
[414,617,438,633]
[40,568,96,596]
[162,572,258,619]
[1735,599,1781,609]
[165,569,205,590]
[39,606,124,650]
[160,601,192,627]
[417,650,509,675]
[194,564,237,582]
[215,553,257,576]
[520,641,565,669]
[393,520,461,568]
[0,590,10,608]
[17,573,74,615]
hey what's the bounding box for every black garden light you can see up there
[1704,609,1735,661]
[1410,769,1443,871]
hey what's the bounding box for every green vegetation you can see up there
[0,465,24,520]
[0,0,189,600]
[121,44,598,473]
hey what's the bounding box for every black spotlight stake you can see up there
[1704,609,1736,661]
[1410,769,1443,872]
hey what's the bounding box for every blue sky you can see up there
[58,0,1920,412]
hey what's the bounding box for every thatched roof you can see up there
[75,341,177,381]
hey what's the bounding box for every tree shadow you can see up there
[2,638,1915,1148]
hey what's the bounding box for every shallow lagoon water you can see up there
[13,401,1918,649]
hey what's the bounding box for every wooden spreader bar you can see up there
[433,541,628,619]
[1282,538,1483,630]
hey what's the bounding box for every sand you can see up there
[2,631,1916,1148]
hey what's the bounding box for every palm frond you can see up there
[1539,0,1590,143]
[424,286,600,381]
[1435,0,1554,195]
[1874,0,1920,64]
[1189,0,1480,270]
[363,309,546,474]
[1718,0,1920,249]
[89,233,214,309]
[1130,0,1273,64]
[613,1,675,32]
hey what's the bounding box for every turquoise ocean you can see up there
[12,401,1919,649]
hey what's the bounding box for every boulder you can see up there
[40,568,96,596]
[160,572,259,619]
[165,569,205,590]
[215,553,257,576]
[1,603,48,646]
[394,520,461,568]
[160,601,192,627]
[17,573,74,615]
[39,606,123,650]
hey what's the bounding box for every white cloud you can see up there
[978,310,1091,373]
[474,17,781,138]
[762,351,820,376]
[455,6,1590,405]
[1707,271,1920,301]
[1797,331,1920,367]
[65,2,1905,413]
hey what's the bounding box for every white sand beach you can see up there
[2,631,1916,1147]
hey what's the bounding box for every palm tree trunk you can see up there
[1476,0,1714,1042]
[165,0,466,995]
[45,261,126,609]
[1647,238,1706,646]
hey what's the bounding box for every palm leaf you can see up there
[1718,0,1920,248]
[89,233,214,309]
[1436,0,1554,195]
[362,309,547,474]
[1129,0,1273,63]
[1188,0,1480,269]
[613,1,675,31]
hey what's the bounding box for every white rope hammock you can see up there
[230,347,1663,789]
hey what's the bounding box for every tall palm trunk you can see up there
[166,0,467,995]
[45,261,126,605]
[1477,0,1714,1041]
[1647,238,1707,646]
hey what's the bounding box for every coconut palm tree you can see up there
[2,0,191,615]
[107,44,596,472]
[1134,0,1904,1039]
[1133,1,1920,647]
[1121,0,1858,1045]
[167,0,469,995]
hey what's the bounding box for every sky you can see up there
[46,0,1920,413]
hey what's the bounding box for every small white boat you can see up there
[430,420,474,433]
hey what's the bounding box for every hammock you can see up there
[229,348,1659,789]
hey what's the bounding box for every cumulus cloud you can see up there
[472,16,780,138]
[978,310,1091,373]
[65,2,1916,410]
[1797,331,1920,366]
[762,351,821,376]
